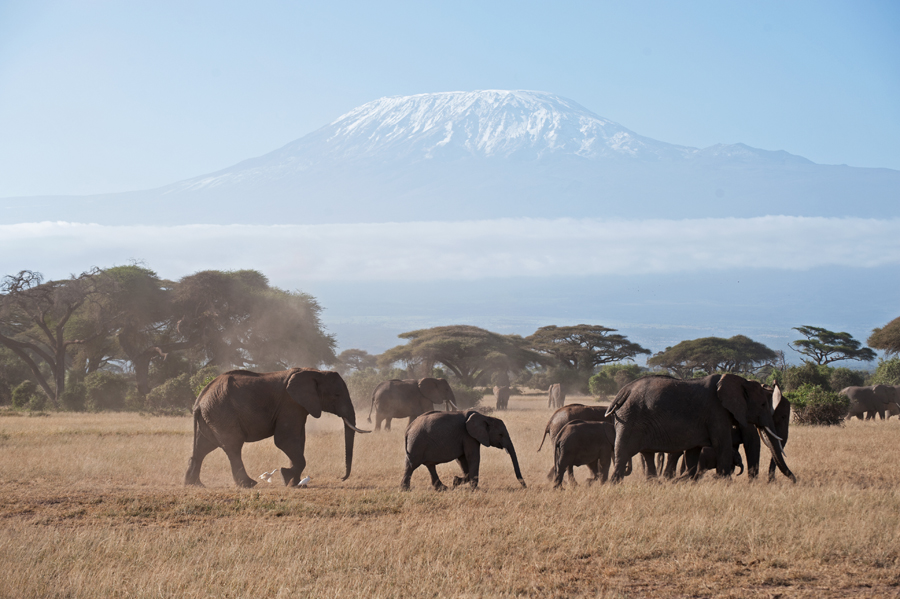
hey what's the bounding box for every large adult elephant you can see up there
[841,385,900,420]
[605,374,793,483]
[548,383,565,409]
[401,410,526,490]
[367,378,458,431]
[185,368,369,488]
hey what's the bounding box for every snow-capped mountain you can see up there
[2,91,897,224]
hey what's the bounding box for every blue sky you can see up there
[1,1,898,197]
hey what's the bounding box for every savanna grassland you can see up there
[0,395,898,598]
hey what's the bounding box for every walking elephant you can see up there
[548,383,565,409]
[605,374,793,483]
[538,404,631,484]
[185,368,370,488]
[493,386,511,410]
[401,410,526,491]
[841,385,900,420]
[367,378,458,431]
[552,419,616,488]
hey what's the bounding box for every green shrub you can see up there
[84,371,130,411]
[870,357,900,386]
[828,367,866,391]
[60,382,86,412]
[190,366,221,397]
[589,363,645,397]
[450,385,483,410]
[27,393,47,411]
[11,380,37,409]
[786,384,849,425]
[779,363,831,392]
[146,374,194,410]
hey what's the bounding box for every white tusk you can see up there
[343,418,371,434]
[764,427,783,442]
[448,400,459,410]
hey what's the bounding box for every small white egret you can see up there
[297,476,310,488]
[259,469,279,483]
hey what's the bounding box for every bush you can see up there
[786,384,849,425]
[450,385,483,410]
[870,357,900,386]
[344,368,386,411]
[829,367,866,392]
[84,371,130,411]
[779,363,831,392]
[589,363,645,397]
[146,373,194,410]
[60,382,86,412]
[11,380,38,409]
[190,366,221,397]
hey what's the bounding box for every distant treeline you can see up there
[1,265,898,412]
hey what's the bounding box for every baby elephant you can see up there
[401,410,526,491]
[552,419,617,489]
[681,446,744,478]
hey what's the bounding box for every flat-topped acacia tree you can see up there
[790,325,876,366]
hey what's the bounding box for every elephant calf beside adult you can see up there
[605,374,794,483]
[552,419,617,488]
[367,377,458,431]
[185,368,370,488]
[401,410,526,491]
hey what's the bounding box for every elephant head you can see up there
[286,369,369,481]
[419,377,458,409]
[717,374,794,482]
[465,411,526,487]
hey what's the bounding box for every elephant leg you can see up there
[546,465,558,482]
[426,464,447,491]
[641,451,658,479]
[463,443,481,489]
[567,466,577,487]
[222,442,256,488]
[611,438,636,483]
[274,426,308,487]
[453,456,471,487]
[683,448,701,479]
[662,453,678,479]
[184,430,219,487]
[374,412,383,431]
[597,445,612,483]
[552,461,567,489]
[384,418,392,431]
[768,458,777,482]
[586,461,601,486]
[400,456,417,490]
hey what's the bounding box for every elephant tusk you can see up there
[343,418,372,434]
[764,427,783,442]
[448,400,459,410]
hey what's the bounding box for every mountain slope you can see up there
[2,90,897,224]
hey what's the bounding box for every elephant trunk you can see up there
[504,439,527,488]
[759,426,795,483]
[342,421,355,481]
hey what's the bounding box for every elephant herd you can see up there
[841,385,900,420]
[185,368,804,492]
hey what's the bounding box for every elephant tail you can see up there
[605,388,630,418]
[536,426,550,452]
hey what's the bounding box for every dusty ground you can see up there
[0,395,898,598]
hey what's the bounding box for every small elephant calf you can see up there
[552,420,616,489]
[401,410,526,491]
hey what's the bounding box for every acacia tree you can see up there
[790,325,876,365]
[648,335,778,379]
[379,325,546,387]
[868,316,900,356]
[336,349,378,375]
[0,269,119,401]
[526,325,650,372]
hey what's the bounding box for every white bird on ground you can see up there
[259,469,279,483]
[297,476,310,488]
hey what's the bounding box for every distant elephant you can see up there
[401,410,526,491]
[367,378,458,431]
[185,368,370,488]
[493,386,511,410]
[841,385,900,420]
[552,419,616,488]
[548,383,565,409]
[606,374,793,483]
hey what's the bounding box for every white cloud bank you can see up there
[1,217,898,282]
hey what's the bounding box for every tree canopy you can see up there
[526,325,650,371]
[790,325,876,365]
[379,325,546,387]
[647,335,778,379]
[868,316,900,356]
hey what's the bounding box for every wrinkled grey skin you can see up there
[185,368,369,488]
[548,383,566,409]
[401,410,526,491]
[841,385,900,420]
[493,386,511,411]
[606,374,794,483]
[367,378,458,431]
[552,420,616,488]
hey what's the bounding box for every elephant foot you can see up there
[236,479,257,489]
[433,481,448,492]
[184,479,204,488]
[451,476,467,488]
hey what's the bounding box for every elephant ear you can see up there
[716,374,749,429]
[418,378,442,403]
[465,411,491,447]
[285,369,323,418]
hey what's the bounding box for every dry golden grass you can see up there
[1,395,899,598]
